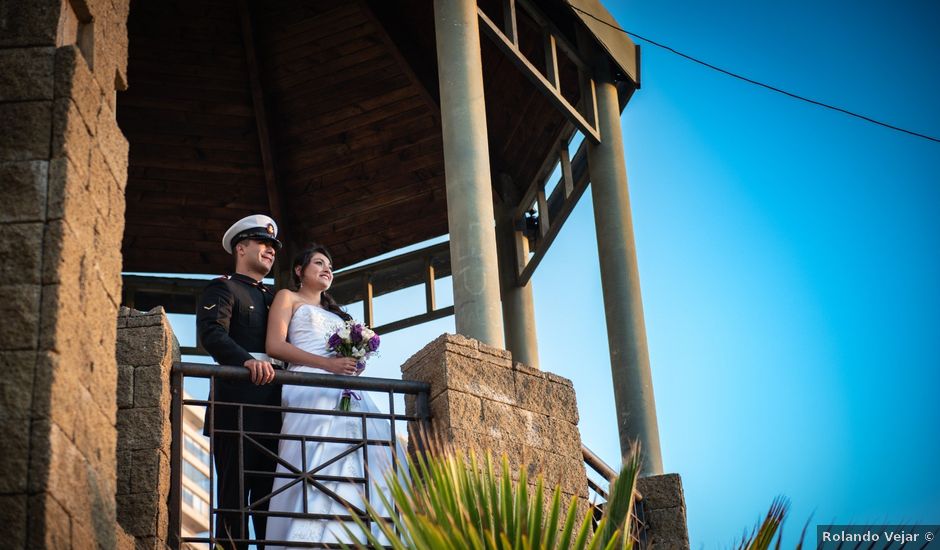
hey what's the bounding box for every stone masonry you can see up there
[401,334,589,509]
[636,474,691,550]
[116,307,178,549]
[0,0,131,547]
[402,334,691,549]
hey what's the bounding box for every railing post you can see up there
[168,365,183,548]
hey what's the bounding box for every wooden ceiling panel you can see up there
[279,107,435,176]
[119,0,584,275]
[254,0,448,268]
[120,0,266,273]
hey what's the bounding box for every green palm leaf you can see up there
[341,439,641,550]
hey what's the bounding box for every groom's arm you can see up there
[197,278,254,368]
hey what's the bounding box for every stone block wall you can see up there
[401,333,589,507]
[637,474,691,550]
[116,307,178,549]
[0,0,131,547]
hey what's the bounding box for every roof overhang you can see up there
[563,0,640,87]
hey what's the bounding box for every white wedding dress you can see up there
[266,304,399,549]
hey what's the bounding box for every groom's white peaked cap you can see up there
[222,214,282,254]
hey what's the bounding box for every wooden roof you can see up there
[118,0,621,274]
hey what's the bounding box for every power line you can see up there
[570,5,940,144]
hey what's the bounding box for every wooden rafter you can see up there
[358,0,441,118]
[477,2,601,143]
[237,0,285,228]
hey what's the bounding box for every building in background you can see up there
[181,393,211,545]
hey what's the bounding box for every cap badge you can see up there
[266,223,275,235]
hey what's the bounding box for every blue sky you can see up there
[165,1,940,547]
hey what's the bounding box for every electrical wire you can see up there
[569,5,940,144]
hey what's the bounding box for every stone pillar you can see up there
[495,200,540,369]
[0,0,132,547]
[585,55,663,475]
[636,474,691,550]
[433,0,505,348]
[402,334,586,508]
[116,307,178,549]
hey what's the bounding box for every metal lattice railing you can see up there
[582,444,648,549]
[168,362,430,549]
[168,362,644,549]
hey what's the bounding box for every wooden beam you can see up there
[516,140,591,286]
[543,31,559,91]
[363,275,374,327]
[236,0,286,228]
[478,8,600,142]
[373,306,454,336]
[536,187,550,239]
[502,0,518,45]
[425,259,436,313]
[358,0,441,118]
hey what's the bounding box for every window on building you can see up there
[182,486,209,515]
[183,461,211,493]
[184,434,211,465]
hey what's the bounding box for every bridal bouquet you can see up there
[326,320,380,411]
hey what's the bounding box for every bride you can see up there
[264,245,397,548]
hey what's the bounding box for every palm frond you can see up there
[736,497,789,550]
[340,438,642,550]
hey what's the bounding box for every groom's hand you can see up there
[243,359,276,385]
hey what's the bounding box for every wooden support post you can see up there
[536,188,550,239]
[478,7,599,142]
[237,0,283,224]
[578,71,599,131]
[425,260,436,313]
[502,0,518,45]
[363,275,374,327]
[544,31,559,91]
[560,146,575,198]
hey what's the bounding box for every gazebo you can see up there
[118,0,661,474]
[0,0,686,547]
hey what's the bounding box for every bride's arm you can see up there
[265,290,359,375]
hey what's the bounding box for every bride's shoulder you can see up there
[273,288,298,300]
[272,289,301,307]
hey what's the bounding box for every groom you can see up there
[197,214,283,548]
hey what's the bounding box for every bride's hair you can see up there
[292,245,352,322]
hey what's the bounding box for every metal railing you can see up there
[168,362,643,548]
[169,362,431,549]
[582,444,648,549]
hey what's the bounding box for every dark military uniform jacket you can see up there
[196,273,281,434]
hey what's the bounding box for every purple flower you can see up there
[368,334,380,352]
[350,323,363,344]
[327,333,342,350]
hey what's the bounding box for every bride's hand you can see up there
[327,356,359,375]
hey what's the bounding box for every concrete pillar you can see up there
[433,0,505,348]
[495,194,540,368]
[586,58,664,475]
